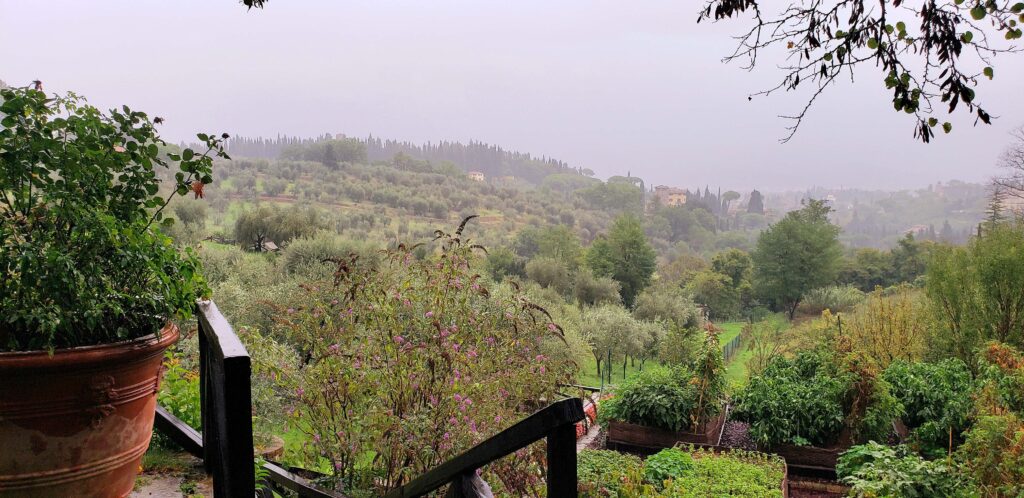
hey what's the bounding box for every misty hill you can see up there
[226,134,585,185]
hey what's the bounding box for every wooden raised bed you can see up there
[606,407,728,453]
[769,442,850,473]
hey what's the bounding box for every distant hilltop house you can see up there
[1001,195,1024,214]
[653,185,687,206]
[467,171,486,182]
[905,224,930,236]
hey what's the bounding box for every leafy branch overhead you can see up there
[699,0,1024,143]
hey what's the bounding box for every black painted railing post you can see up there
[198,317,213,474]
[196,300,256,498]
[546,422,577,498]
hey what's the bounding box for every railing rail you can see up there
[382,397,585,498]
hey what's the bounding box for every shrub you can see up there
[844,286,929,368]
[600,366,700,432]
[798,285,865,315]
[268,223,575,495]
[658,448,785,498]
[525,256,570,294]
[279,231,379,278]
[838,442,974,498]
[957,414,1024,497]
[0,86,222,351]
[601,334,725,432]
[732,350,900,447]
[956,342,1024,495]
[643,447,693,489]
[572,268,622,306]
[883,359,974,456]
[577,450,649,497]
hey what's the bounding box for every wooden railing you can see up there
[153,300,585,498]
[383,397,584,498]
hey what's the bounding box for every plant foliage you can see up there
[0,85,226,351]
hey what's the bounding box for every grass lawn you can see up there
[576,354,645,388]
[725,346,754,386]
[717,321,744,346]
[575,322,754,389]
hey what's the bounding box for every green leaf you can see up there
[983,67,994,79]
[962,31,974,43]
[896,21,906,32]
[182,149,194,161]
[928,117,939,127]
[824,53,833,61]
[1012,2,1024,13]
[867,39,879,49]
[943,122,953,134]
[971,6,986,20]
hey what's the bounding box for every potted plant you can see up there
[0,84,226,497]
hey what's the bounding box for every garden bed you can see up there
[605,407,728,453]
[768,442,849,473]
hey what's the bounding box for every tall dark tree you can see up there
[747,189,765,214]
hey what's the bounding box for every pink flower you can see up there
[328,344,340,353]
[296,388,305,397]
[394,335,405,344]
[494,415,502,424]
[547,323,558,332]
[454,394,463,403]
[443,432,450,440]
[287,308,295,314]
[313,434,321,443]
[425,311,434,318]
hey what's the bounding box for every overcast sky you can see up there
[3,0,1023,191]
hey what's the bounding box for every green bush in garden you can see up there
[657,448,785,498]
[883,359,975,456]
[838,442,975,497]
[643,447,693,490]
[577,450,650,497]
[579,447,785,498]
[732,350,900,447]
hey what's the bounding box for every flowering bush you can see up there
[267,219,576,495]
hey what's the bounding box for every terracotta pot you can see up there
[0,324,179,498]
